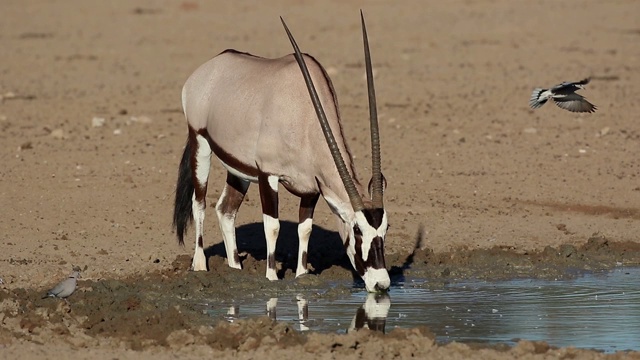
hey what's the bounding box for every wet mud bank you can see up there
[2,236,640,358]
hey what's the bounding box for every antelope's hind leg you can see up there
[191,132,212,271]
[215,172,250,270]
[297,193,319,277]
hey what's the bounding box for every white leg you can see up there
[259,175,280,281]
[191,134,211,271]
[296,218,313,277]
[191,193,208,271]
[263,214,280,281]
[215,173,249,270]
[217,209,242,270]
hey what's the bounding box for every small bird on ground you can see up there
[529,78,597,113]
[42,271,80,300]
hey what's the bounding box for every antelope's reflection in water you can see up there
[223,293,391,333]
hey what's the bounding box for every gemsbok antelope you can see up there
[173,12,391,292]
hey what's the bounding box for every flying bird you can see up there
[529,78,597,113]
[42,271,80,300]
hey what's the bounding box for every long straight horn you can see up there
[361,11,383,208]
[281,17,365,212]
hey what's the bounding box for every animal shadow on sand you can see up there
[203,221,420,289]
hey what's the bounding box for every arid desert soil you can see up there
[1,0,639,359]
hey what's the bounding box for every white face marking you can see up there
[354,210,388,262]
[194,134,211,188]
[322,197,390,292]
[267,175,279,192]
[363,267,390,293]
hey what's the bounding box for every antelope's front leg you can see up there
[259,174,280,281]
[297,193,319,277]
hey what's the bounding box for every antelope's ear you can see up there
[367,173,387,198]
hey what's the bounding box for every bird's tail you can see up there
[529,88,550,109]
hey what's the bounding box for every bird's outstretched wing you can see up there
[529,88,549,109]
[550,78,591,93]
[553,93,597,113]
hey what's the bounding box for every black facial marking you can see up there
[350,208,387,273]
[362,208,385,229]
[353,224,362,237]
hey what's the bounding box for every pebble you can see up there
[130,115,152,124]
[50,129,65,139]
[92,117,105,127]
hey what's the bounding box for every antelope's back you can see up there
[181,50,350,191]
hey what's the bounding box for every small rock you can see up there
[19,141,33,150]
[113,128,122,135]
[50,129,65,139]
[91,117,105,127]
[523,127,537,134]
[597,126,610,137]
[130,115,152,124]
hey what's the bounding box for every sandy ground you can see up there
[1,0,640,358]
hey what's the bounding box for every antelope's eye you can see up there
[353,225,362,236]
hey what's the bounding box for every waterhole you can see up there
[196,267,640,353]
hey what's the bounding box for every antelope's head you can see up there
[282,12,391,293]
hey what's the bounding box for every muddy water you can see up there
[198,267,640,353]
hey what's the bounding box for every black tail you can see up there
[173,138,194,246]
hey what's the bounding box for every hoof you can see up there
[191,252,207,271]
[295,268,309,278]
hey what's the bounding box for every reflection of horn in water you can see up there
[349,293,391,333]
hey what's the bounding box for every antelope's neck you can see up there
[317,173,366,224]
